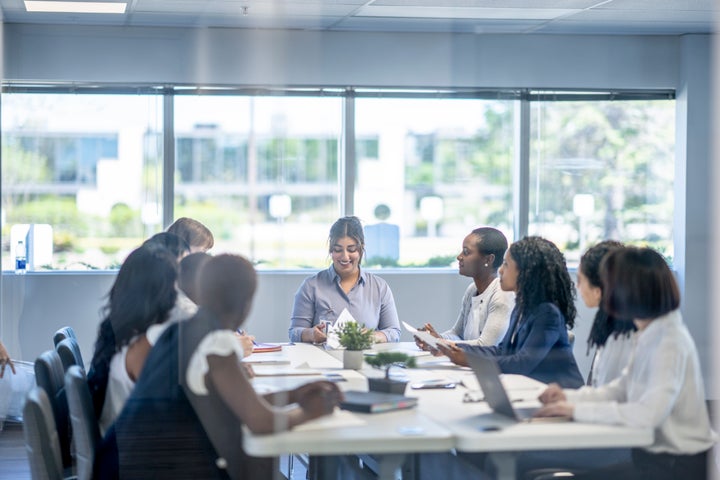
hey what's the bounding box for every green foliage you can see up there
[366,352,416,380]
[109,203,142,237]
[338,321,375,351]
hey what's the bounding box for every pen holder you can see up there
[367,377,408,395]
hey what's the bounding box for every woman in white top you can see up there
[417,227,514,349]
[537,247,715,480]
[87,244,179,435]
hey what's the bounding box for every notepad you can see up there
[252,343,283,353]
[339,390,418,414]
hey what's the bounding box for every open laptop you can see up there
[466,354,570,423]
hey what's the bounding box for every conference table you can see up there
[242,342,653,480]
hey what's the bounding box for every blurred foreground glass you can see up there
[1,93,164,270]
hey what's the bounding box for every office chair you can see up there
[53,326,77,348]
[34,349,73,470]
[55,338,85,373]
[65,365,100,480]
[23,386,68,480]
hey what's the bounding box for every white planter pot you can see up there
[343,349,364,370]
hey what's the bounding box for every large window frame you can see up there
[1,84,676,270]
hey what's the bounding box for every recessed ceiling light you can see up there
[24,1,127,14]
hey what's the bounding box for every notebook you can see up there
[466,355,570,423]
[339,390,418,414]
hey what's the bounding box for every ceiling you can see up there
[0,0,716,35]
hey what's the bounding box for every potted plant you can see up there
[338,321,374,370]
[365,352,416,394]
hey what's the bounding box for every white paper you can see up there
[325,308,356,350]
[402,321,441,348]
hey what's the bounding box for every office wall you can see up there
[0,27,711,387]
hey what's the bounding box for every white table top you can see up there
[243,342,653,458]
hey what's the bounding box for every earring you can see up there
[484,263,489,267]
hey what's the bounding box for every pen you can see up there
[236,328,259,346]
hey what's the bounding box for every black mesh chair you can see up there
[65,365,100,480]
[34,349,73,470]
[22,386,69,480]
[56,337,85,374]
[53,326,77,348]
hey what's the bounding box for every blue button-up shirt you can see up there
[288,265,401,343]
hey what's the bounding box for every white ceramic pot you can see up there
[343,349,364,370]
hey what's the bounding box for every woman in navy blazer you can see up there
[438,236,584,388]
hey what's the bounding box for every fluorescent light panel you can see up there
[24,1,127,14]
[356,5,579,21]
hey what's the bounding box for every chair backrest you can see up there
[34,350,73,469]
[23,386,65,480]
[56,337,85,373]
[53,326,77,348]
[65,365,100,480]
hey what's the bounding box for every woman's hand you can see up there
[436,341,468,366]
[419,323,440,338]
[534,401,574,419]
[372,330,387,343]
[538,383,566,404]
[235,331,256,358]
[0,340,15,378]
[414,336,442,356]
[296,381,343,419]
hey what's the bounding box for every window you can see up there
[1,88,675,270]
[1,93,163,270]
[174,95,343,268]
[528,97,675,264]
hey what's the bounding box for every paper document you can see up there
[402,321,441,348]
[325,308,356,350]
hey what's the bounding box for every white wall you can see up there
[0,26,711,388]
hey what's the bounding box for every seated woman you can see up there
[536,247,715,480]
[438,236,584,388]
[288,216,401,344]
[417,227,514,348]
[96,254,342,479]
[87,244,179,435]
[579,241,636,387]
[167,217,214,253]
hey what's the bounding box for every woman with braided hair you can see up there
[438,236,584,388]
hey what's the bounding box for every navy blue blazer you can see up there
[461,302,584,388]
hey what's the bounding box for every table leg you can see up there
[487,452,517,480]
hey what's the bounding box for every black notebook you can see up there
[339,390,418,414]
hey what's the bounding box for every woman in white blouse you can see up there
[416,227,514,349]
[537,246,715,480]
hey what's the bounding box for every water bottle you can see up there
[15,240,27,275]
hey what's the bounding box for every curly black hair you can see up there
[581,240,636,350]
[509,236,577,329]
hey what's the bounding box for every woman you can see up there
[96,254,342,479]
[579,240,635,387]
[167,217,215,253]
[537,247,715,479]
[417,227,514,348]
[438,236,584,388]
[288,216,401,344]
[87,244,179,434]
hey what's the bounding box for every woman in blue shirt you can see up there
[438,235,584,388]
[289,216,401,344]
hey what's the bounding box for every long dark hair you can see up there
[87,245,178,417]
[509,236,576,329]
[582,241,636,349]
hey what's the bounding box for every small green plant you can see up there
[365,352,416,379]
[338,321,375,351]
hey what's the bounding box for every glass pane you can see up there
[174,96,342,268]
[355,98,515,267]
[2,93,163,270]
[528,99,675,265]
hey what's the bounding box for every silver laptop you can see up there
[466,354,569,423]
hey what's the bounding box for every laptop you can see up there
[466,354,570,423]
